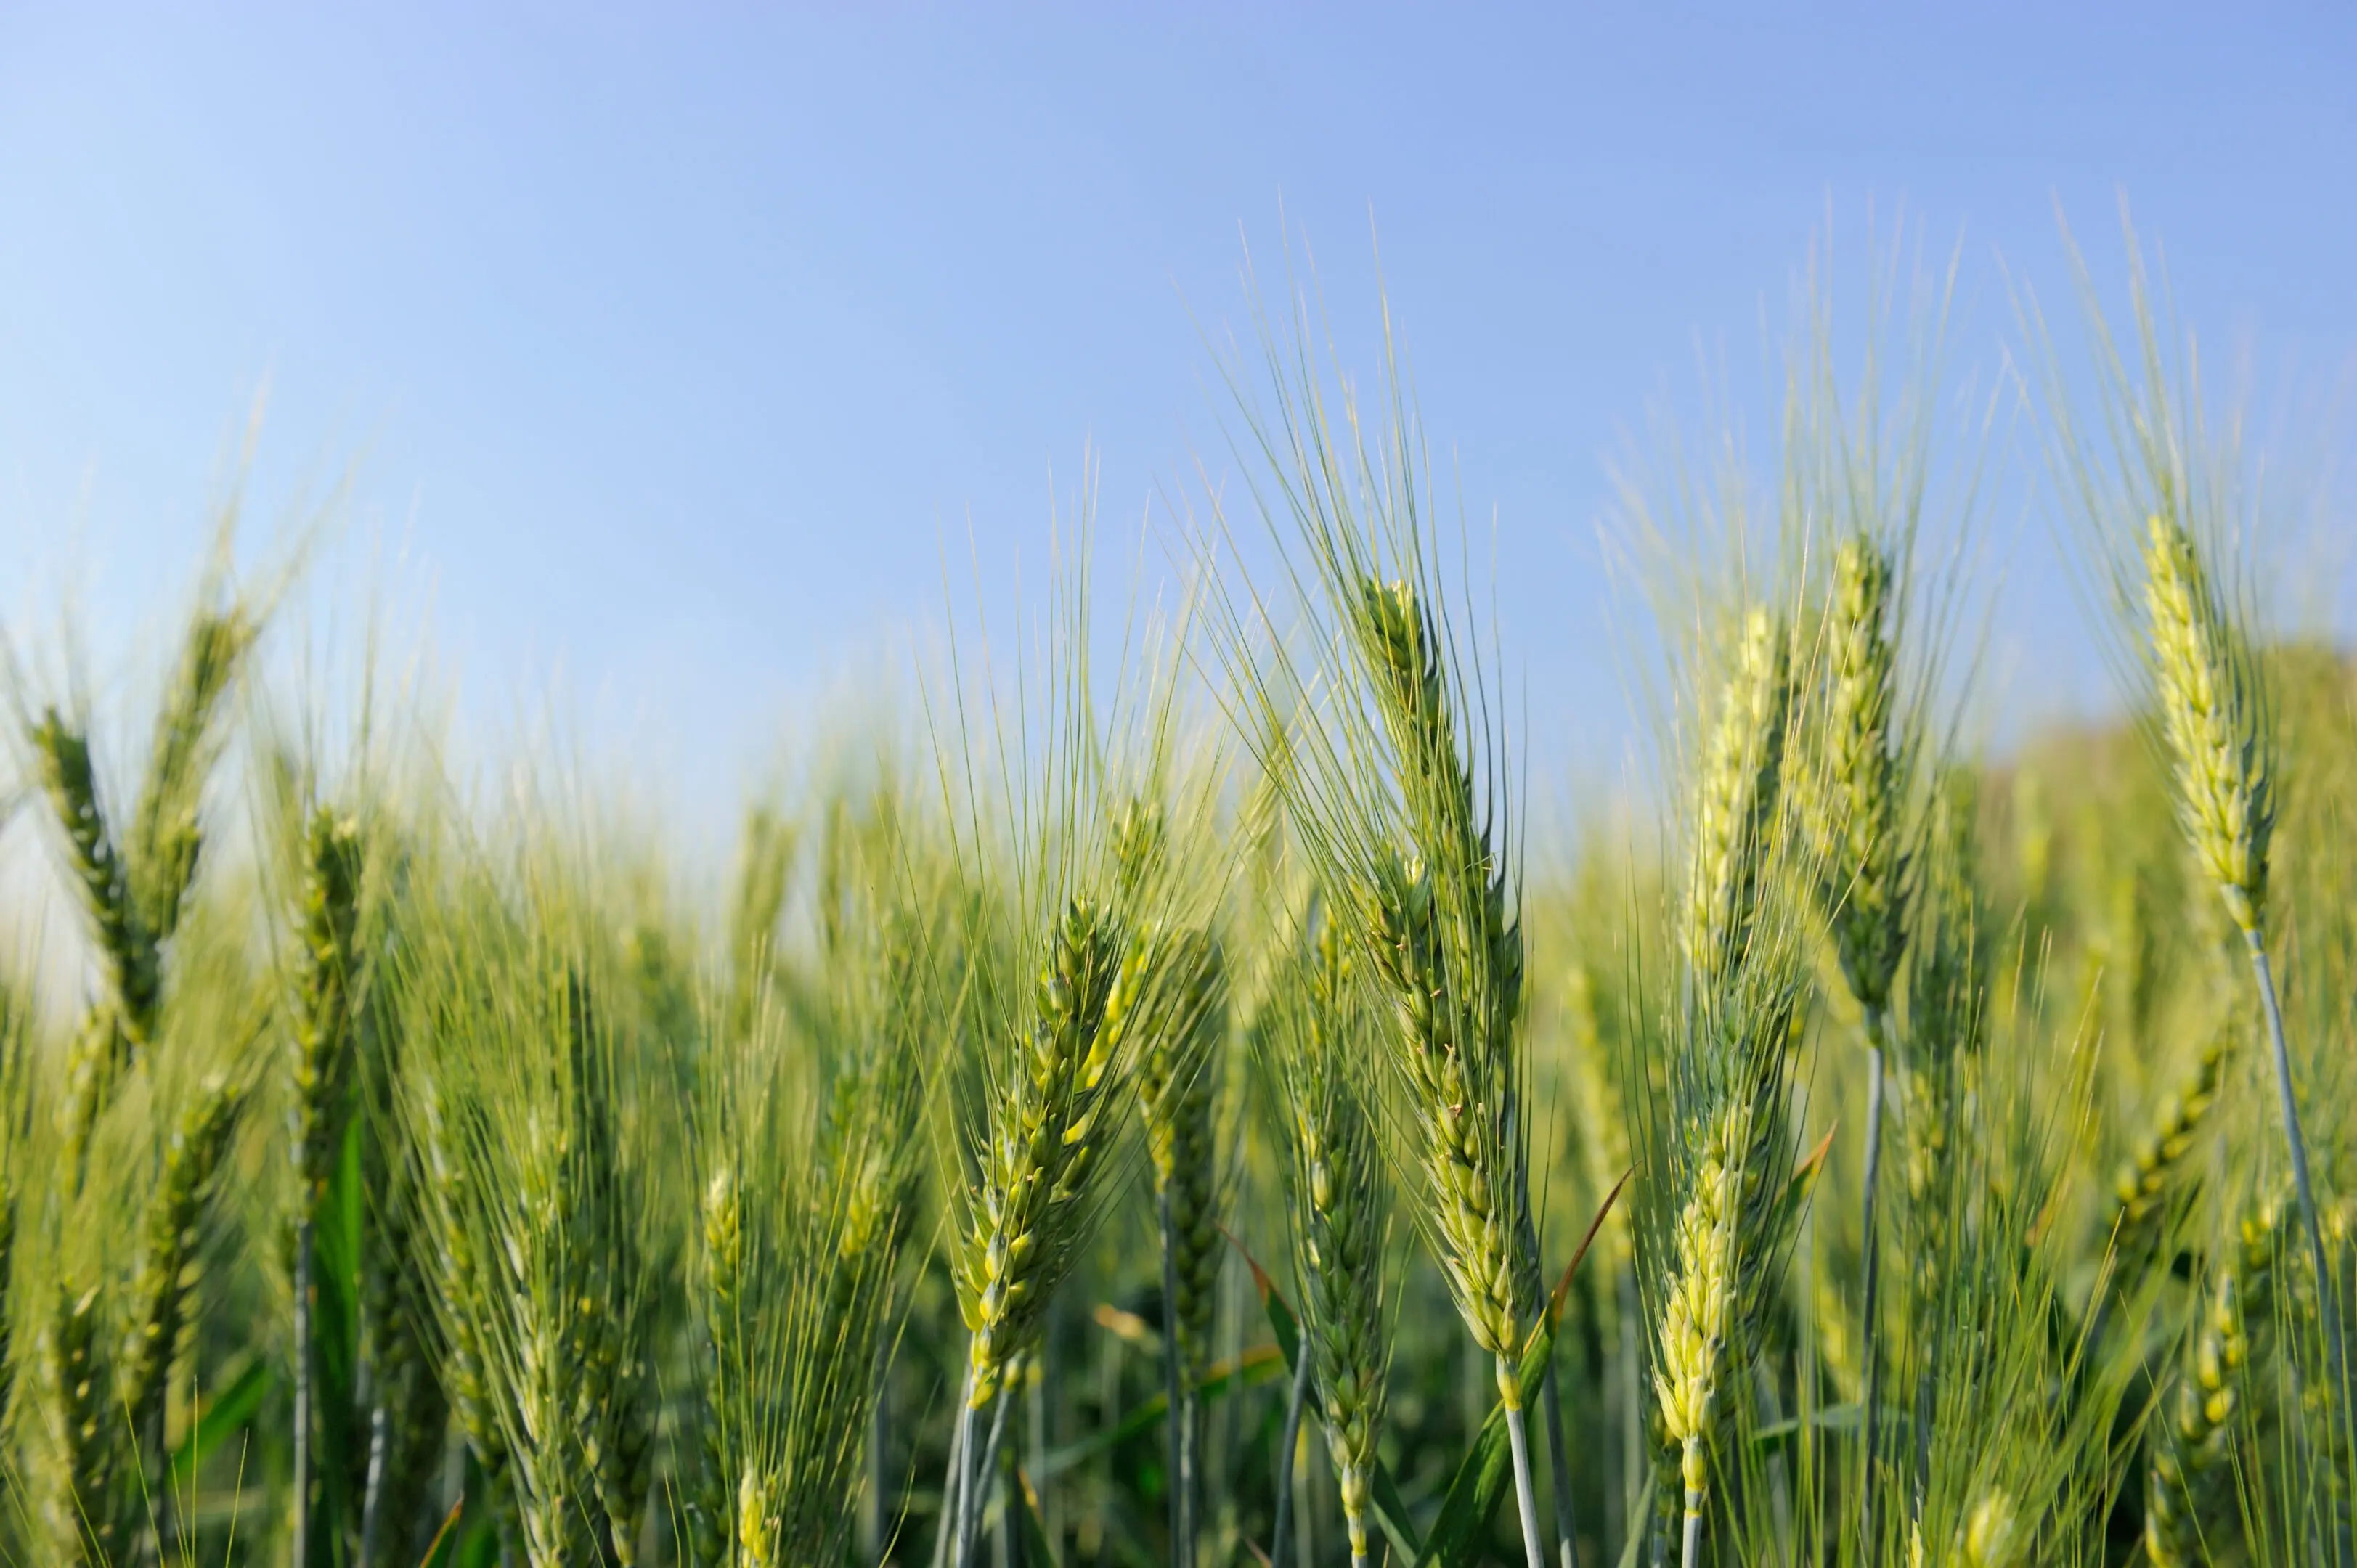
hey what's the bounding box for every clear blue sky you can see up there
[2,4,2352,819]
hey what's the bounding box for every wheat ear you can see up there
[1139,925,1227,1568]
[31,714,153,1177]
[950,894,1132,1568]
[125,606,251,947]
[37,1279,119,1564]
[118,1072,240,1535]
[1268,909,1391,1568]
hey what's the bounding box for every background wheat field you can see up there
[0,226,2353,1568]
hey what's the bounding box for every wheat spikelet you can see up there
[551,973,656,1567]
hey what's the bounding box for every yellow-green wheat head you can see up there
[1136,928,1229,1379]
[954,893,1132,1409]
[1346,576,1533,1391]
[1653,1104,1743,1522]
[1686,606,1794,991]
[2141,512,2273,936]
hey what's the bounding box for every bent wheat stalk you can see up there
[2141,513,2349,1445]
[1350,578,1550,1568]
[1804,536,1916,1555]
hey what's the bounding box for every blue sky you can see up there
[2,4,2352,820]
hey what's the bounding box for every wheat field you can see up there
[0,234,2350,1568]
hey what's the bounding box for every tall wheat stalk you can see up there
[1802,535,1915,1557]
[1649,605,1818,1568]
[2136,513,2348,1425]
[1202,289,1560,1568]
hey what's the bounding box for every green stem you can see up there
[931,1366,972,1568]
[2249,937,2353,1564]
[1157,1187,1190,1568]
[1517,1191,1581,1568]
[1678,1440,1704,1568]
[1857,1005,1887,1564]
[866,1343,891,1567]
[293,1214,317,1568]
[1542,1363,1581,1568]
[358,1396,392,1567]
[1502,1356,1548,1568]
[956,1381,1011,1568]
[1270,1349,1311,1568]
